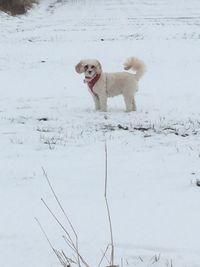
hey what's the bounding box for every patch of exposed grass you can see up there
[0,0,38,15]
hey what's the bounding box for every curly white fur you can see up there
[75,57,146,112]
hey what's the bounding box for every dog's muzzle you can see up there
[84,74,95,83]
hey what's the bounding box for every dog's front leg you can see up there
[99,94,107,112]
[92,94,100,110]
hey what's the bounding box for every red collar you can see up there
[86,74,101,92]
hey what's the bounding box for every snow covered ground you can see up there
[0,1,200,266]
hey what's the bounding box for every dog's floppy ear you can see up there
[95,61,102,74]
[75,61,84,74]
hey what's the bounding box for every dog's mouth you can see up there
[84,74,96,82]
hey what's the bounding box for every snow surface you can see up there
[0,0,200,266]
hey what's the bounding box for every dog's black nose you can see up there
[88,71,92,74]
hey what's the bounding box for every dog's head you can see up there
[75,59,102,81]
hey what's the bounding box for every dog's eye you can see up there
[84,65,88,70]
[91,65,95,69]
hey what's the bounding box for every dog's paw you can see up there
[125,109,134,112]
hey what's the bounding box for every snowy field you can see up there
[1,0,200,266]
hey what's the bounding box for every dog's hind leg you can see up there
[123,94,134,112]
[132,96,137,111]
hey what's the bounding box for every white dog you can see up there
[75,57,146,112]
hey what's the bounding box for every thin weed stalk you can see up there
[104,142,116,267]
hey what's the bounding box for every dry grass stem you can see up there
[98,244,110,267]
[104,142,115,267]
[41,168,90,267]
[42,167,81,267]
[41,198,90,267]
[35,217,71,267]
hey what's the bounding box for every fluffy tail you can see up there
[123,57,146,81]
